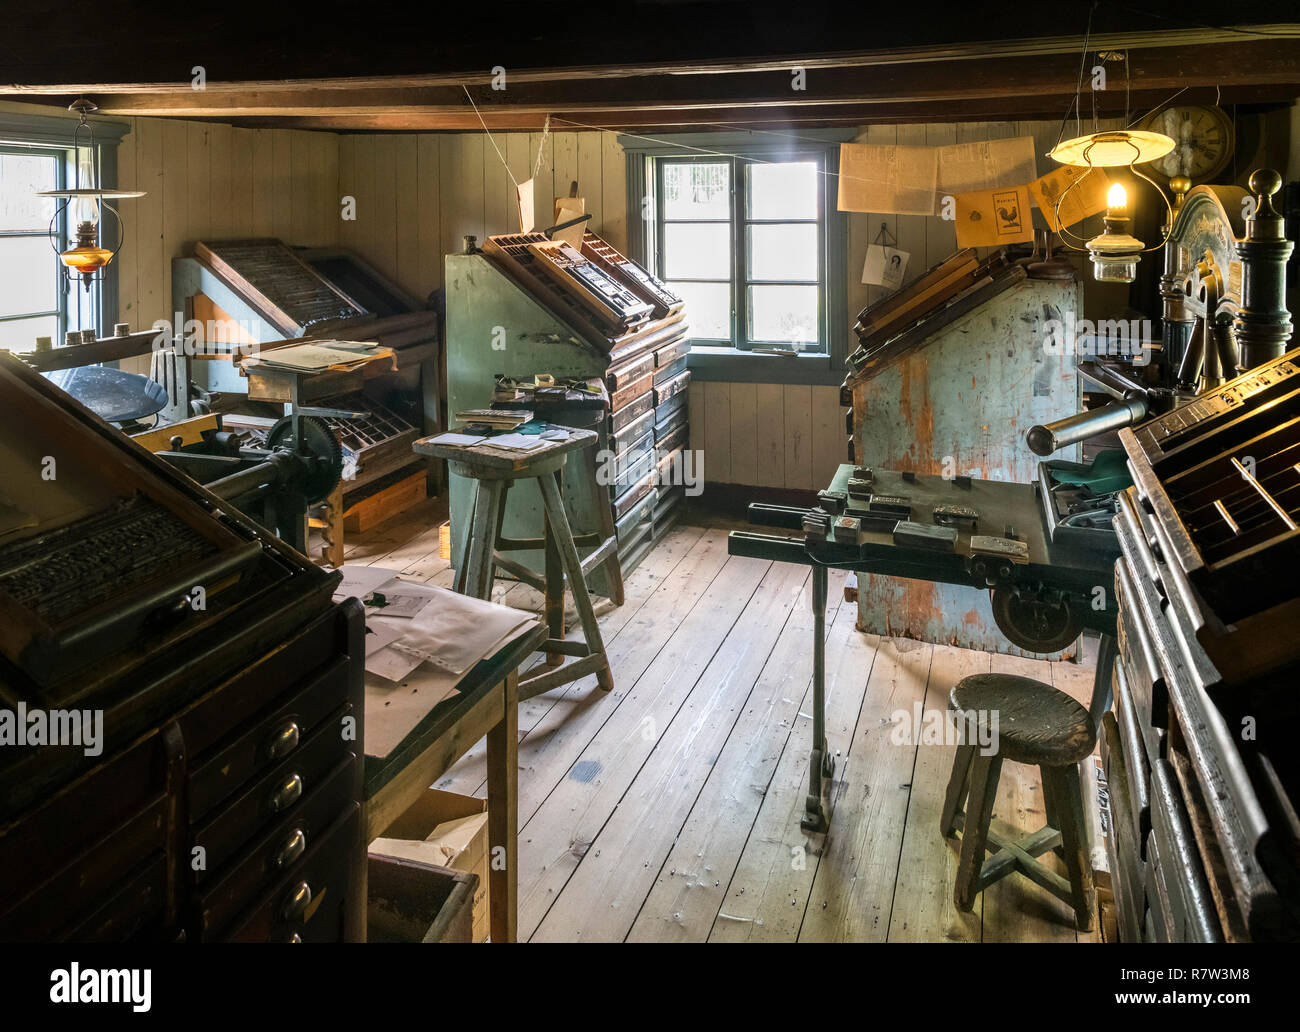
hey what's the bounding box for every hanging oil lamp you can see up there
[1047,129,1175,284]
[37,99,146,291]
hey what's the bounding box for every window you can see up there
[624,130,850,385]
[654,154,824,353]
[0,146,65,353]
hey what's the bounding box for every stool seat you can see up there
[949,673,1095,767]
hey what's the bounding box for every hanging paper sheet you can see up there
[953,185,1034,248]
[936,137,1038,195]
[837,142,937,216]
[517,177,536,233]
[1028,164,1110,231]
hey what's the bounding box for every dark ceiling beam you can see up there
[57,40,1300,122]
[5,25,1296,95]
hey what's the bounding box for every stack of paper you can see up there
[455,408,533,429]
[486,433,549,452]
[334,565,541,757]
[243,340,392,373]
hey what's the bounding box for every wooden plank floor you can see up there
[344,502,1099,943]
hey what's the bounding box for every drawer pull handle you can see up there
[275,828,307,869]
[269,774,304,813]
[283,881,313,923]
[266,722,300,760]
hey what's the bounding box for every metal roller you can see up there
[1025,397,1149,457]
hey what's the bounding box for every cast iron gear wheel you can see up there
[265,414,343,504]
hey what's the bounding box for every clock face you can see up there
[1140,105,1234,182]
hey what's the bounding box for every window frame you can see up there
[0,144,67,350]
[624,129,853,386]
[0,110,130,346]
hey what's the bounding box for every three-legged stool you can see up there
[417,428,616,702]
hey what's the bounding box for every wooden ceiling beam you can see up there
[192,86,1292,133]
[13,40,1300,123]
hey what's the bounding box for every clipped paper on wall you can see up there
[953,185,1034,249]
[936,137,1038,195]
[862,245,910,289]
[1028,165,1109,231]
[837,143,937,216]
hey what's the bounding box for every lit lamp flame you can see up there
[1106,181,1128,216]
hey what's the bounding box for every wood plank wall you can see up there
[113,117,339,334]
[336,131,628,303]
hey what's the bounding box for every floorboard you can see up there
[350,507,1101,943]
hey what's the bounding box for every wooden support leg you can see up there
[801,564,832,833]
[538,472,613,692]
[487,480,512,599]
[1043,762,1096,932]
[453,486,478,595]
[464,479,503,601]
[321,483,345,568]
[954,752,1002,913]
[544,474,565,668]
[485,669,519,943]
[940,744,976,838]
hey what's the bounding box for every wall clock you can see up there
[1137,104,1234,183]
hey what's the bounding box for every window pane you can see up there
[0,152,58,231]
[668,281,730,339]
[749,284,818,344]
[0,314,58,353]
[747,161,818,220]
[662,161,730,220]
[0,237,58,317]
[747,224,818,281]
[663,222,730,279]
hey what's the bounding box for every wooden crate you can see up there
[343,468,426,533]
[366,855,477,943]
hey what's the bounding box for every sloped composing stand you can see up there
[844,249,1084,655]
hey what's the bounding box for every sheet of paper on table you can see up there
[334,564,402,603]
[363,620,405,657]
[371,583,538,675]
[362,587,431,619]
[363,619,538,758]
[423,431,488,447]
[487,433,549,451]
[336,565,540,683]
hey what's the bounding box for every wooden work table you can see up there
[362,622,547,943]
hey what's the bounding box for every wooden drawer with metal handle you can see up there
[226,806,360,943]
[190,703,355,882]
[188,655,350,819]
[195,755,356,938]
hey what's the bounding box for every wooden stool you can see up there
[440,430,616,702]
[939,672,1097,931]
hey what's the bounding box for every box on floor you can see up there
[371,789,491,942]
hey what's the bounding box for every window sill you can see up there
[686,346,844,386]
